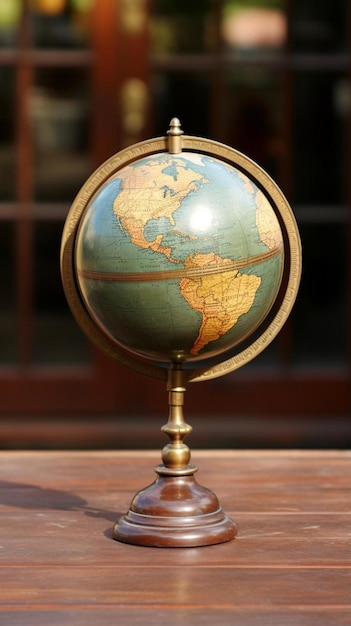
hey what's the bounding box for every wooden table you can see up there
[1,450,350,625]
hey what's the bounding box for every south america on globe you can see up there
[75,151,284,369]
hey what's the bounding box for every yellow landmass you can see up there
[180,252,261,355]
[113,159,209,262]
[255,189,283,250]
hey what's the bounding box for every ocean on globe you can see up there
[75,151,284,369]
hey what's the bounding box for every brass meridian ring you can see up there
[60,135,302,383]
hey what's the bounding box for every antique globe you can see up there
[61,119,301,547]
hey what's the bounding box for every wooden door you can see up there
[0,0,350,447]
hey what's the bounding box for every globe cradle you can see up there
[60,123,301,547]
[61,132,301,384]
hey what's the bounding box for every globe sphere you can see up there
[75,151,284,369]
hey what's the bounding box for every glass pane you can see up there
[293,72,347,204]
[30,0,93,49]
[33,221,89,364]
[292,223,347,367]
[0,67,16,200]
[151,0,213,54]
[221,0,287,52]
[31,66,91,202]
[0,0,21,47]
[291,0,348,53]
[224,68,283,180]
[153,72,211,137]
[0,221,17,364]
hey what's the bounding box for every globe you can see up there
[74,150,284,371]
[60,120,301,548]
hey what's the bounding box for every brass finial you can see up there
[167,117,183,154]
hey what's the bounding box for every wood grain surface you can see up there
[1,450,350,625]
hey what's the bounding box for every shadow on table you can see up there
[0,480,122,526]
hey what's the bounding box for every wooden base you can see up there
[113,466,237,547]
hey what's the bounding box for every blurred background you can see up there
[0,0,350,449]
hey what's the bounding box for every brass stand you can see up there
[113,366,237,547]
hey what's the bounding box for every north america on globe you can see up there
[76,152,284,366]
